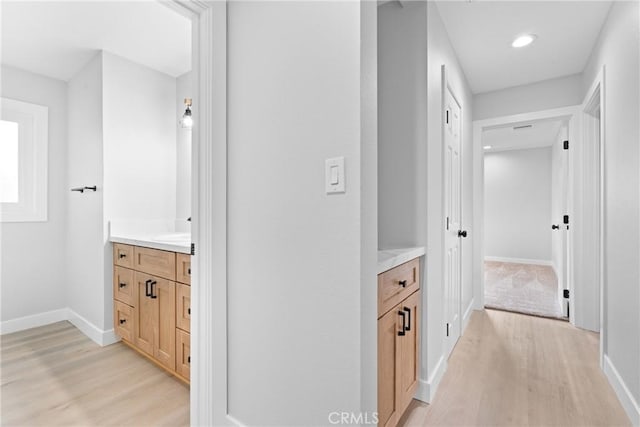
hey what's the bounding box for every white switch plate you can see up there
[325,157,345,194]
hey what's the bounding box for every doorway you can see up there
[482,119,568,319]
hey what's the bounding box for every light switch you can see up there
[325,157,345,194]
[330,166,339,185]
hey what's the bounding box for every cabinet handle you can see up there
[119,252,127,259]
[119,282,127,288]
[398,311,406,336]
[188,308,191,315]
[150,281,157,299]
[145,279,152,297]
[188,267,191,276]
[403,307,411,331]
[187,356,191,364]
[119,319,126,324]
[398,280,407,288]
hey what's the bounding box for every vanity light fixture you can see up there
[512,34,537,48]
[181,98,193,129]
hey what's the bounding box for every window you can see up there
[0,97,48,222]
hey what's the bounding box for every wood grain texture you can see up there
[1,321,189,426]
[398,309,631,427]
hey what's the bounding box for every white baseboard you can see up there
[0,308,68,335]
[67,309,120,346]
[603,354,640,426]
[462,298,474,334]
[415,355,448,404]
[485,256,553,266]
[1,308,120,347]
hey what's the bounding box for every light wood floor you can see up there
[399,309,630,427]
[1,321,189,426]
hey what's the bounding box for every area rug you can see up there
[484,261,564,319]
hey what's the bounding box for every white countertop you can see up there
[109,220,191,254]
[378,247,425,274]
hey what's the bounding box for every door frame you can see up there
[162,1,229,425]
[581,66,606,366]
[472,106,579,317]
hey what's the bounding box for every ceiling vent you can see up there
[513,124,533,130]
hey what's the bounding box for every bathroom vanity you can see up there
[377,248,424,427]
[112,238,191,383]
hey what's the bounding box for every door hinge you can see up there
[446,323,450,337]
[563,289,570,298]
[563,140,569,150]
[563,215,569,224]
[190,243,195,256]
[446,216,449,231]
[446,110,449,124]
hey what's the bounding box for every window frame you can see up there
[0,97,48,222]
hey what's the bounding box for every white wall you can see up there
[0,66,68,323]
[102,52,177,224]
[473,74,583,121]
[426,1,474,399]
[484,147,552,262]
[378,1,427,250]
[582,1,640,419]
[66,53,106,330]
[176,71,192,221]
[226,2,363,424]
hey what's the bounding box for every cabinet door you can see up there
[114,266,135,306]
[378,306,401,427]
[154,278,176,370]
[134,272,156,357]
[176,329,190,381]
[397,291,420,413]
[114,243,134,269]
[176,283,191,332]
[176,253,191,285]
[114,300,134,342]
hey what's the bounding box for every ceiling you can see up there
[1,1,191,82]
[483,120,564,152]
[436,1,612,94]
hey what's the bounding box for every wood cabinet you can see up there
[378,259,421,427]
[113,243,191,383]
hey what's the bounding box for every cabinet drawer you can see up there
[134,246,176,281]
[176,283,191,332]
[176,253,191,285]
[114,300,134,342]
[176,329,190,381]
[114,243,134,269]
[378,258,420,318]
[114,266,135,306]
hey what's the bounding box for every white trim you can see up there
[462,298,474,333]
[67,309,119,347]
[0,97,48,222]
[580,66,606,363]
[473,106,580,314]
[0,308,68,335]
[1,308,119,347]
[484,256,553,266]
[415,355,448,403]
[603,355,640,426]
[161,2,228,425]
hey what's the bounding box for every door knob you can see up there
[552,224,560,230]
[458,230,467,238]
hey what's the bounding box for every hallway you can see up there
[399,310,630,426]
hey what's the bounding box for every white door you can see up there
[443,82,463,358]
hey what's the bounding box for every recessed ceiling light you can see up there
[512,34,537,48]
[483,145,492,150]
